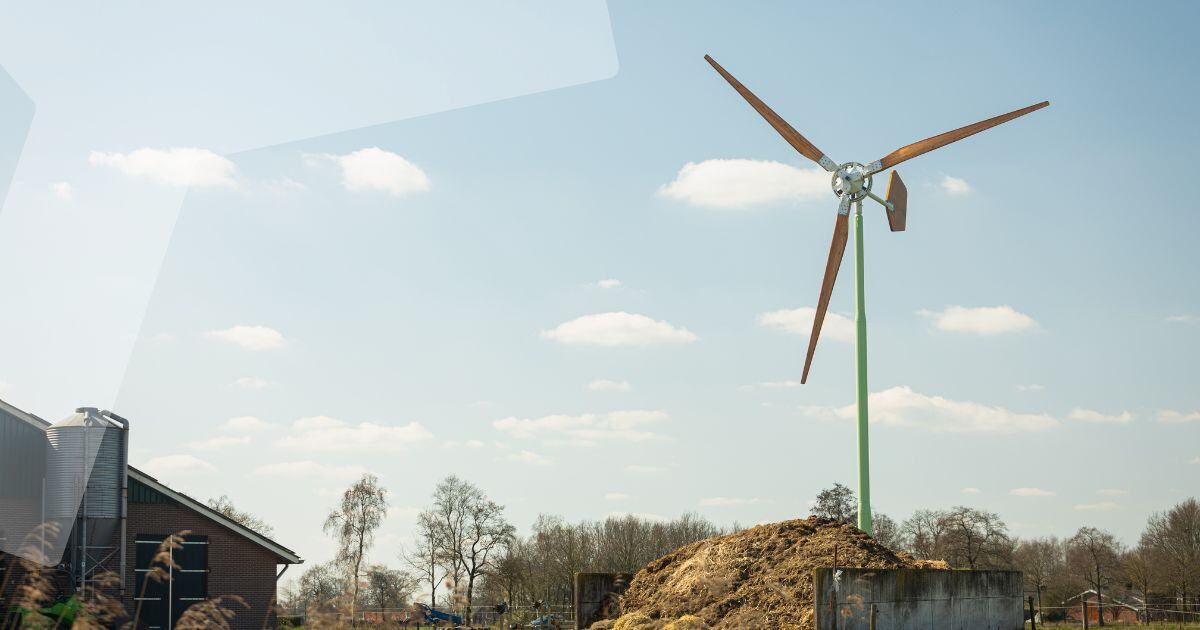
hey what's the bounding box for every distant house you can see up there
[1064,589,1142,625]
[1,398,302,629]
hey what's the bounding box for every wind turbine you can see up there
[705,54,1048,534]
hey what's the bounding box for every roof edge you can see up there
[0,397,50,430]
[127,466,302,565]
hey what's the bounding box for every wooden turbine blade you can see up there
[871,101,1049,172]
[704,54,836,171]
[885,170,907,232]
[802,211,850,384]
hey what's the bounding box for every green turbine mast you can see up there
[705,54,1048,534]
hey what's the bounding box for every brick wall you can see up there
[124,502,281,630]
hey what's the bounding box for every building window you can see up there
[134,534,209,629]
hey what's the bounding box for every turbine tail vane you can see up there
[885,171,907,232]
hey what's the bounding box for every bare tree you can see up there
[901,509,949,561]
[430,476,471,589]
[297,561,343,612]
[938,506,1012,569]
[1067,526,1123,627]
[458,487,515,609]
[403,511,445,609]
[362,564,415,611]
[871,512,902,550]
[1122,544,1156,624]
[206,495,275,537]
[1141,498,1200,618]
[1014,536,1065,613]
[812,483,856,524]
[324,473,388,624]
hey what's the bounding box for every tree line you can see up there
[270,475,1199,626]
[811,482,1200,624]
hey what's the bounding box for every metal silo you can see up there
[45,407,129,593]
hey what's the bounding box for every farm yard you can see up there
[2,2,1200,630]
[2,393,1196,630]
[259,476,1200,629]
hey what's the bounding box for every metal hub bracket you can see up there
[831,162,872,201]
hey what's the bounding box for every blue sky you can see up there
[2,1,1198,576]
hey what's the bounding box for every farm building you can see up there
[1064,589,1142,625]
[0,397,302,629]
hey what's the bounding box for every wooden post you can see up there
[1028,595,1037,630]
[1082,598,1089,629]
[869,603,878,630]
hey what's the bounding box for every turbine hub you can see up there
[832,162,872,201]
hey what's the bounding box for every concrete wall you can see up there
[813,568,1024,630]
[574,572,632,629]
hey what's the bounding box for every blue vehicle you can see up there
[416,603,463,626]
[529,614,562,628]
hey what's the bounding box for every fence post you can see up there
[1082,598,1089,629]
[1028,595,1036,630]
[869,603,877,630]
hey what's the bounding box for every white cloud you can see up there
[233,376,270,390]
[275,416,432,453]
[1074,501,1118,511]
[205,325,286,351]
[1096,489,1127,496]
[1165,314,1199,324]
[541,312,697,346]
[0,380,11,397]
[1159,409,1200,424]
[919,305,1037,335]
[221,416,274,432]
[607,511,668,522]
[624,464,665,474]
[188,435,251,451]
[803,386,1057,433]
[751,379,802,389]
[1068,408,1133,424]
[961,487,982,494]
[89,147,236,187]
[1193,456,1200,465]
[258,177,307,194]
[658,159,827,209]
[596,279,622,289]
[699,497,761,507]
[253,460,367,481]
[587,379,632,392]
[939,175,972,196]
[443,439,485,449]
[757,307,853,342]
[604,492,630,501]
[494,410,668,446]
[294,415,343,430]
[508,450,552,466]
[1016,384,1045,392]
[1010,487,1055,497]
[143,454,216,477]
[309,147,430,196]
[50,181,72,200]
